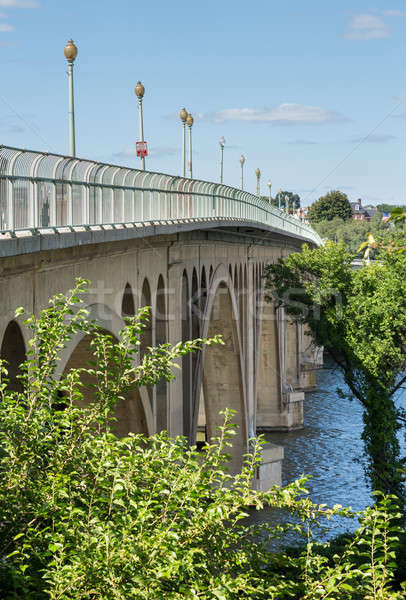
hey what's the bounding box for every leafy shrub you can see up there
[0,279,404,599]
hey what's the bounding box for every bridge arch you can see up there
[200,266,208,320]
[56,302,124,377]
[181,269,192,437]
[238,264,243,323]
[140,278,152,359]
[122,282,135,317]
[192,264,247,473]
[55,302,153,435]
[139,278,154,412]
[62,328,149,436]
[0,320,26,392]
[155,274,168,431]
[234,264,238,296]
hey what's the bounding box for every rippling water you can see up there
[252,356,406,540]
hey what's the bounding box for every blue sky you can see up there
[0,0,406,206]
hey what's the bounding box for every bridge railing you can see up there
[0,145,322,245]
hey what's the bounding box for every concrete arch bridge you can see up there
[0,145,323,487]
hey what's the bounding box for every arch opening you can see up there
[140,278,152,358]
[200,266,208,321]
[62,329,148,436]
[0,321,26,393]
[140,278,153,407]
[155,275,168,432]
[122,282,135,317]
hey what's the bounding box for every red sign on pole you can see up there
[136,141,148,157]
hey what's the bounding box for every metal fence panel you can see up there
[0,145,322,246]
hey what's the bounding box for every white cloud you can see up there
[208,103,345,125]
[0,22,13,31]
[381,10,406,17]
[0,1,39,7]
[344,14,390,40]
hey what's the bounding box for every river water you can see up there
[256,356,406,540]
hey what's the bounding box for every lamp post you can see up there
[285,194,289,214]
[240,155,245,190]
[135,81,146,170]
[64,39,78,157]
[268,180,272,204]
[180,107,188,177]
[219,136,225,183]
[186,113,194,178]
[255,168,261,196]
[278,188,282,210]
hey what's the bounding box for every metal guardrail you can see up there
[0,145,322,246]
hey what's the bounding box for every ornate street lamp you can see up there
[256,168,261,196]
[219,136,225,183]
[278,188,282,210]
[180,108,188,177]
[268,180,272,204]
[64,39,78,157]
[135,81,146,170]
[186,113,194,178]
[240,155,245,190]
[285,194,289,214]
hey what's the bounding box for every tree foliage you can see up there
[0,279,405,598]
[312,215,387,253]
[273,190,301,210]
[388,207,406,228]
[265,243,406,502]
[377,204,406,214]
[308,191,353,223]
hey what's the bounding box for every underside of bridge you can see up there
[0,225,321,487]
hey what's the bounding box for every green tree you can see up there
[265,243,406,502]
[313,215,387,253]
[273,190,301,211]
[388,207,406,228]
[307,190,353,223]
[377,204,406,214]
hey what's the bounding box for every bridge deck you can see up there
[0,144,322,254]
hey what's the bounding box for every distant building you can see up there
[350,198,378,221]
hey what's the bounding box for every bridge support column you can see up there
[256,301,281,428]
[297,323,323,390]
[167,264,184,438]
[254,443,284,490]
[257,307,304,432]
[245,263,256,440]
[202,283,246,475]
